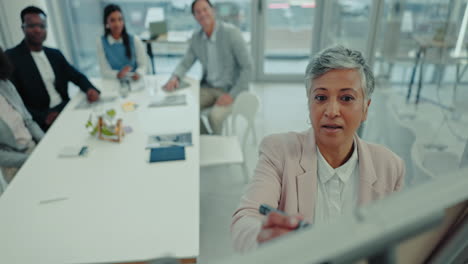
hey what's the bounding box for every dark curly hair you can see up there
[21,6,47,23]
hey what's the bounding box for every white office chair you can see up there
[200,91,260,183]
[385,98,423,187]
[200,108,214,135]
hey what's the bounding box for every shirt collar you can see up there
[30,50,45,56]
[202,22,218,42]
[317,140,358,184]
[107,35,123,44]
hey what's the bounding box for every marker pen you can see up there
[259,204,310,230]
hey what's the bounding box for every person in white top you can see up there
[231,46,405,252]
[6,6,100,131]
[96,4,147,80]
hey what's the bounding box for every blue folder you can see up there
[149,146,185,162]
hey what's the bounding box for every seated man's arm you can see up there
[231,135,283,253]
[228,27,253,98]
[164,42,197,90]
[172,38,198,81]
[25,106,49,131]
[38,93,68,129]
[59,51,100,96]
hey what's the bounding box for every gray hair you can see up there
[305,45,375,102]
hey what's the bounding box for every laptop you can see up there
[149,21,168,39]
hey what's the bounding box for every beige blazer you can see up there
[231,129,405,252]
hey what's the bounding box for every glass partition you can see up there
[364,0,468,188]
[59,0,251,77]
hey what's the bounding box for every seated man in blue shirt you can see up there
[6,6,100,131]
[163,0,253,134]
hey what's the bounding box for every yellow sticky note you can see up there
[122,102,136,112]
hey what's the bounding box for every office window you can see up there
[322,0,372,53]
[262,0,315,74]
[374,0,466,85]
[261,0,373,75]
[58,0,251,78]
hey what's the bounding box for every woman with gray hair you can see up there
[231,46,405,252]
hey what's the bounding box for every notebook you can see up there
[149,146,185,163]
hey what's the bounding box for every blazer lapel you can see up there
[297,129,318,223]
[356,135,384,205]
[19,40,46,91]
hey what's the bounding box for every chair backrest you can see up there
[229,91,260,150]
[0,169,7,194]
[386,98,418,187]
[460,139,468,168]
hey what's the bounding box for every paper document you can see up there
[160,80,190,90]
[75,96,117,110]
[148,94,186,108]
[146,132,192,148]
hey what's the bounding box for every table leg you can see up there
[453,63,468,108]
[146,42,156,75]
[407,47,423,103]
[415,47,426,105]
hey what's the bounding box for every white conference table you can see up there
[0,75,200,263]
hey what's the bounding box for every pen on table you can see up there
[39,197,69,205]
[259,204,310,230]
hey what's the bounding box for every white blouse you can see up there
[96,34,148,79]
[314,143,359,225]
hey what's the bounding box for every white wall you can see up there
[0,0,57,49]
